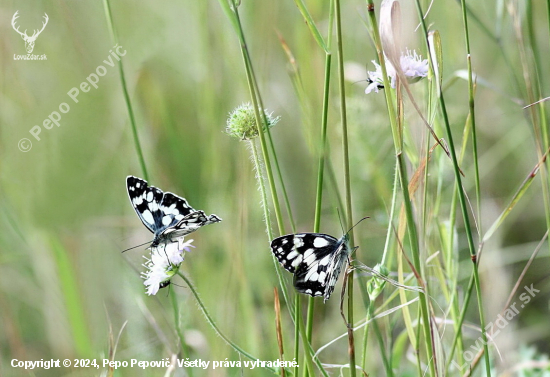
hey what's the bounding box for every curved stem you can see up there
[169,290,193,377]
[103,0,148,180]
[178,272,279,374]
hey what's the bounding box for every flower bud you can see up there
[367,263,389,301]
[226,103,279,140]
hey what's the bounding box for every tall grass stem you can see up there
[103,0,149,181]
[178,273,279,374]
[365,1,437,375]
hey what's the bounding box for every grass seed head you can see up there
[226,103,280,140]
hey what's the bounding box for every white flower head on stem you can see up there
[365,60,395,94]
[399,49,429,83]
[142,237,195,295]
[365,49,428,94]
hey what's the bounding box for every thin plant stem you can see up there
[225,3,326,376]
[178,272,279,374]
[361,302,373,371]
[221,0,293,309]
[372,315,393,377]
[307,0,335,356]
[416,1,492,374]
[169,289,193,377]
[465,230,549,374]
[365,2,437,375]
[250,140,316,374]
[382,161,399,266]
[445,273,475,373]
[334,0,353,243]
[274,288,286,377]
[313,2,334,235]
[529,0,550,262]
[414,305,423,376]
[267,133,297,233]
[249,140,273,239]
[432,59,492,377]
[103,0,148,181]
[231,5,317,376]
[50,237,93,357]
[248,139,295,323]
[247,61,297,233]
[361,159,398,371]
[220,0,286,235]
[445,150,547,372]
[441,101,476,372]
[293,0,329,53]
[443,117,474,371]
[452,0,523,96]
[334,1,357,376]
[458,0,482,233]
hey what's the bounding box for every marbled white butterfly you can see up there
[126,176,221,248]
[271,232,353,301]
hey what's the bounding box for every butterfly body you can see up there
[126,176,221,248]
[271,232,351,301]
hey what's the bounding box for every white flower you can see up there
[365,61,393,94]
[400,50,429,82]
[142,260,171,295]
[141,238,195,295]
[365,49,428,94]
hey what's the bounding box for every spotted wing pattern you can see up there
[270,233,351,301]
[159,210,222,241]
[126,176,221,245]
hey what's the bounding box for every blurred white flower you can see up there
[142,238,195,295]
[400,50,429,82]
[142,260,171,295]
[365,50,428,94]
[365,61,394,94]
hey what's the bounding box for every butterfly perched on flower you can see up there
[141,237,195,295]
[126,176,221,248]
[270,232,354,301]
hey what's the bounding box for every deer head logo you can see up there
[11,11,49,54]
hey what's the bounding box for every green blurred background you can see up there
[1,0,549,376]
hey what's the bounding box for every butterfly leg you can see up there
[339,263,356,330]
[151,244,171,267]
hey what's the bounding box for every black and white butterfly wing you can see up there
[157,192,197,230]
[294,239,350,301]
[126,176,221,244]
[271,233,339,273]
[270,233,350,301]
[127,176,166,233]
[159,210,222,240]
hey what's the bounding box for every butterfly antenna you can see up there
[344,216,370,236]
[121,240,152,253]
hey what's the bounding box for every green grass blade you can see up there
[103,0,149,180]
[293,0,329,53]
[50,237,92,357]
